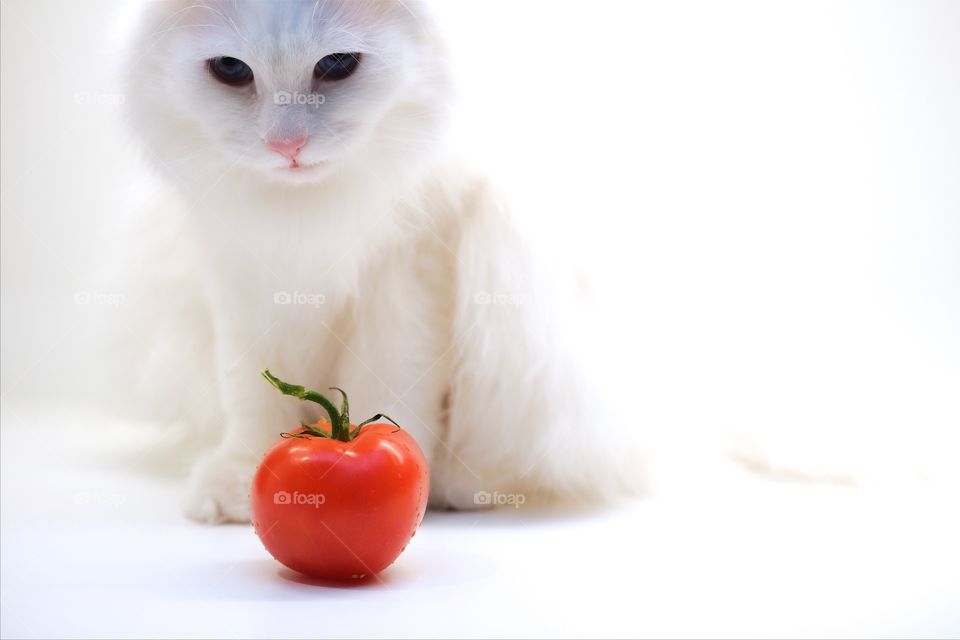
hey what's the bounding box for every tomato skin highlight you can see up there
[250,423,429,579]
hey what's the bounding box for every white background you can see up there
[2,1,959,638]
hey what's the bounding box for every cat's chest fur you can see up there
[188,176,410,295]
[175,166,462,372]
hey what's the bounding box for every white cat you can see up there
[117,0,639,523]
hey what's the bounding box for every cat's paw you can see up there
[183,451,255,524]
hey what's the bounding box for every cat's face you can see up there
[127,0,448,187]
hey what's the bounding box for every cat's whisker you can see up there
[192,1,237,27]
[151,23,221,38]
[150,3,213,32]
[148,2,236,40]
[310,0,326,25]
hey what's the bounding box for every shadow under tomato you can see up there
[275,567,392,589]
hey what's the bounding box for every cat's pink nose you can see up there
[265,135,308,160]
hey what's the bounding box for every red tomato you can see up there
[251,371,429,580]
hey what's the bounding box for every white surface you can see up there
[2,405,959,639]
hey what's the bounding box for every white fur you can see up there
[116,0,640,522]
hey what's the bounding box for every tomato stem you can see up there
[328,386,353,441]
[262,369,403,442]
[354,413,403,437]
[262,369,350,441]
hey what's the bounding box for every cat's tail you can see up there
[430,178,644,509]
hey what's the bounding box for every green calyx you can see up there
[262,369,402,442]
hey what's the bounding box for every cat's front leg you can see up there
[182,327,310,524]
[183,383,302,523]
[183,437,268,524]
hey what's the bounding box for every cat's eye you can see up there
[208,56,254,87]
[314,53,361,81]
